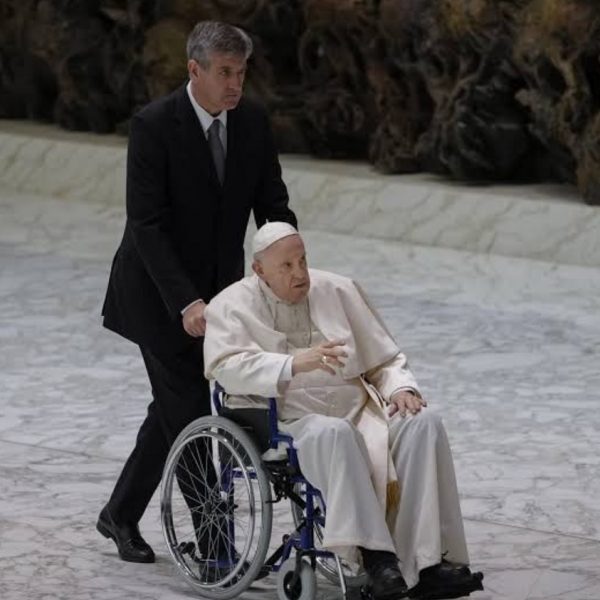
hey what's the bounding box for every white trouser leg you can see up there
[387,410,469,587]
[281,414,396,563]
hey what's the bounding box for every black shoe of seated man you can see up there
[408,560,484,599]
[96,506,155,563]
[364,561,409,600]
[360,548,408,600]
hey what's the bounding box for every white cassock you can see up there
[204,268,469,587]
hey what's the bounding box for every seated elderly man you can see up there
[203,222,483,600]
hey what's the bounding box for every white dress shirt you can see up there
[185,81,227,152]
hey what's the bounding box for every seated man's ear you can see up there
[252,260,264,278]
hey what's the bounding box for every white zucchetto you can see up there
[252,222,299,255]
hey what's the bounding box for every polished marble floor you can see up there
[1,187,600,600]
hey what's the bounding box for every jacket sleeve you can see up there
[364,353,421,403]
[252,109,297,229]
[204,300,289,398]
[126,114,199,317]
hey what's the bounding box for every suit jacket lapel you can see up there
[223,105,245,198]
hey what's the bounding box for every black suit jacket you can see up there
[102,85,297,351]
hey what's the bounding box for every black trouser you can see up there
[106,341,211,525]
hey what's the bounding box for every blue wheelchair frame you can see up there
[212,382,349,594]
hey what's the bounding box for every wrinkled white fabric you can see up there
[204,268,470,586]
[280,408,469,587]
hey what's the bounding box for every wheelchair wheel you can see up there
[290,484,368,588]
[161,416,273,599]
[276,558,317,600]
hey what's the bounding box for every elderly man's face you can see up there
[188,51,246,115]
[253,235,310,304]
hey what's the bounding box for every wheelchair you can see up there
[160,383,367,599]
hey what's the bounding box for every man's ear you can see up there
[251,260,263,278]
[188,59,200,80]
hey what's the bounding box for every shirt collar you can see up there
[186,81,227,136]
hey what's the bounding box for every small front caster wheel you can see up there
[276,558,317,600]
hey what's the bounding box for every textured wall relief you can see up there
[1,0,600,204]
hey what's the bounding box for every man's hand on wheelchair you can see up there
[182,301,207,337]
[388,390,427,417]
[291,339,347,375]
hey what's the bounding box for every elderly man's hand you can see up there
[182,301,207,337]
[388,390,427,417]
[292,340,347,375]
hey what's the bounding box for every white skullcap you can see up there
[252,221,299,255]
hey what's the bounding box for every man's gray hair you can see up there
[187,21,253,68]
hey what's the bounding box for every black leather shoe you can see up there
[96,507,155,563]
[365,562,408,600]
[408,560,484,599]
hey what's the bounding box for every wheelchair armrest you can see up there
[213,383,297,466]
